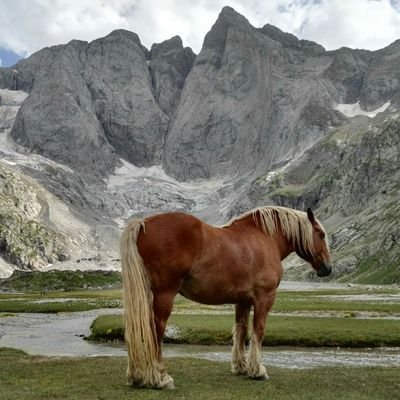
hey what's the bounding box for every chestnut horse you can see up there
[121,206,332,389]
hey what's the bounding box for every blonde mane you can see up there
[222,206,324,256]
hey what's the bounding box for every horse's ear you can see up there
[307,208,316,224]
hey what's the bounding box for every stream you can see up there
[0,309,399,368]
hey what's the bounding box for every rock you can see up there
[359,40,400,109]
[260,24,325,55]
[149,36,196,116]
[163,7,341,180]
[163,6,275,180]
[9,30,168,179]
[323,48,371,103]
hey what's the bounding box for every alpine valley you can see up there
[0,6,398,283]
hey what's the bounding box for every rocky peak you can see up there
[150,35,184,57]
[260,24,325,54]
[197,6,254,68]
[149,36,196,115]
[104,29,142,45]
[99,29,150,58]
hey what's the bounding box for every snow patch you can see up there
[1,159,16,166]
[109,159,176,185]
[335,101,391,118]
[0,88,28,105]
[106,159,233,225]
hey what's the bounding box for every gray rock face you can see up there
[162,7,400,181]
[3,7,400,183]
[163,7,341,180]
[260,24,325,55]
[0,68,18,90]
[359,40,400,109]
[164,7,274,180]
[7,30,170,179]
[323,48,371,103]
[84,30,168,169]
[149,36,196,115]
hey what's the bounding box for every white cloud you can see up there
[0,57,2,67]
[0,0,400,56]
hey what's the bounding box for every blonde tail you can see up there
[121,219,171,388]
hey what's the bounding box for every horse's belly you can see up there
[179,276,251,305]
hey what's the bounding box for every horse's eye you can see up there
[320,233,325,239]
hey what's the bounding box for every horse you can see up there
[120,205,332,389]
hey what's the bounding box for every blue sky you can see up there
[1,0,400,65]
[0,48,25,68]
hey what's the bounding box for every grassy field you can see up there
[0,270,121,292]
[87,286,400,346]
[1,285,400,398]
[0,289,122,313]
[89,313,400,347]
[0,348,398,400]
[1,285,399,314]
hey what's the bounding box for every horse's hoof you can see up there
[232,370,247,376]
[252,373,269,381]
[163,381,176,390]
[232,368,247,376]
[248,366,270,380]
[232,362,248,376]
[159,374,175,390]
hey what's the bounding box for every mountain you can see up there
[0,6,399,283]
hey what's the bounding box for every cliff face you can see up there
[0,6,399,282]
[1,6,400,182]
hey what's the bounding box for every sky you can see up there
[1,0,400,67]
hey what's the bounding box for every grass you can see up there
[348,255,400,285]
[0,289,122,313]
[88,313,400,347]
[270,184,305,199]
[174,287,400,314]
[87,287,400,345]
[0,348,398,400]
[273,290,400,313]
[0,298,120,313]
[0,312,15,318]
[0,269,122,292]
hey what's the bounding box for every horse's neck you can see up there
[237,213,295,261]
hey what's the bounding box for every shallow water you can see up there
[0,309,399,368]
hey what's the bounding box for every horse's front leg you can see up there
[247,292,276,380]
[232,302,251,375]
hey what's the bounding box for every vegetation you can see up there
[87,287,400,346]
[0,348,398,400]
[0,288,122,313]
[346,254,400,285]
[0,269,122,292]
[88,313,400,347]
[271,184,304,199]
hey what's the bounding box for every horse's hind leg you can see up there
[232,302,250,375]
[152,290,177,389]
[247,293,276,380]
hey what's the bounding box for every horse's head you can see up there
[295,208,332,277]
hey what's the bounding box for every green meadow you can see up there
[1,283,399,398]
[0,348,398,400]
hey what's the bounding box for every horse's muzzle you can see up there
[316,263,332,277]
